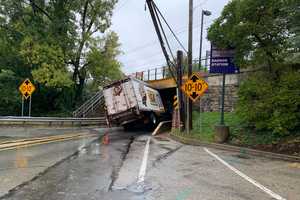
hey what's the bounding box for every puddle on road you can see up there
[15,150,28,168]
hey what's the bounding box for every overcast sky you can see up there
[110,0,230,74]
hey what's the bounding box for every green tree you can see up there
[87,31,123,91]
[207,0,300,135]
[67,0,118,104]
[0,0,122,116]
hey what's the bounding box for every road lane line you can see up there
[0,134,97,152]
[204,148,286,200]
[137,137,151,183]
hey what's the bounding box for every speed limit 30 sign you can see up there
[181,73,208,102]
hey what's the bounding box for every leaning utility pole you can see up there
[186,0,193,133]
[177,50,184,130]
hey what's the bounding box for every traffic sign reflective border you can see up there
[181,73,208,102]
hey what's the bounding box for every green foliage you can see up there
[237,69,300,135]
[0,70,20,115]
[0,0,122,116]
[87,31,123,91]
[207,0,299,68]
[208,0,300,136]
[20,37,73,87]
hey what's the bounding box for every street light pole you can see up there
[198,10,211,71]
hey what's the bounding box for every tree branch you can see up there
[81,0,89,34]
[23,0,52,20]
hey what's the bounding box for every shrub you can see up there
[237,68,300,136]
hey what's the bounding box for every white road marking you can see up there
[204,148,286,200]
[137,137,151,183]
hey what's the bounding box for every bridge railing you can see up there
[130,66,171,81]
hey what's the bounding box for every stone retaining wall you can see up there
[194,84,239,112]
[193,73,242,112]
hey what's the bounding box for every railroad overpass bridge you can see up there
[73,66,240,117]
[129,66,239,89]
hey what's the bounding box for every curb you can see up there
[170,134,300,163]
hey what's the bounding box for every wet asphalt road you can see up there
[0,127,99,143]
[0,128,299,200]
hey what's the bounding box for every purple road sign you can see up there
[210,44,239,74]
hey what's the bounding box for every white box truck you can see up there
[103,77,165,129]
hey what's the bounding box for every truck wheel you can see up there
[149,113,158,129]
[123,123,132,131]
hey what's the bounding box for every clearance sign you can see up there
[181,73,208,102]
[19,79,36,99]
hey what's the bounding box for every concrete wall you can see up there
[194,74,241,112]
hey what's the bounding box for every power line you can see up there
[120,19,212,65]
[121,50,165,64]
[152,2,188,53]
[153,3,176,64]
[193,0,209,10]
[124,57,209,73]
[120,23,203,57]
[122,55,166,67]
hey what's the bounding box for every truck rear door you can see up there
[103,80,137,116]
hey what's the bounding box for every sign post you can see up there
[21,96,24,117]
[177,50,184,131]
[29,96,32,117]
[181,73,208,134]
[220,73,226,125]
[210,44,239,125]
[19,79,36,117]
[210,44,239,142]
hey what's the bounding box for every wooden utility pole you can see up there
[177,50,184,130]
[187,0,193,133]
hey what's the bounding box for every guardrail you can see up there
[0,117,107,127]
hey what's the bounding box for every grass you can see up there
[172,112,241,142]
[172,112,300,154]
[190,112,241,142]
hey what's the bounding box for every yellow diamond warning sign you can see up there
[19,79,35,99]
[181,73,208,102]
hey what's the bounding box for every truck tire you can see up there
[123,123,133,131]
[149,112,158,129]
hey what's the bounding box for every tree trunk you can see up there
[74,76,85,106]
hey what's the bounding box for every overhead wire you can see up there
[152,2,188,53]
[125,57,209,74]
[121,19,212,58]
[122,0,213,74]
[153,6,176,67]
[193,0,209,10]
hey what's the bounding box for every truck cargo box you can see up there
[103,78,165,126]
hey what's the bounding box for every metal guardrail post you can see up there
[155,68,157,80]
[148,69,150,80]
